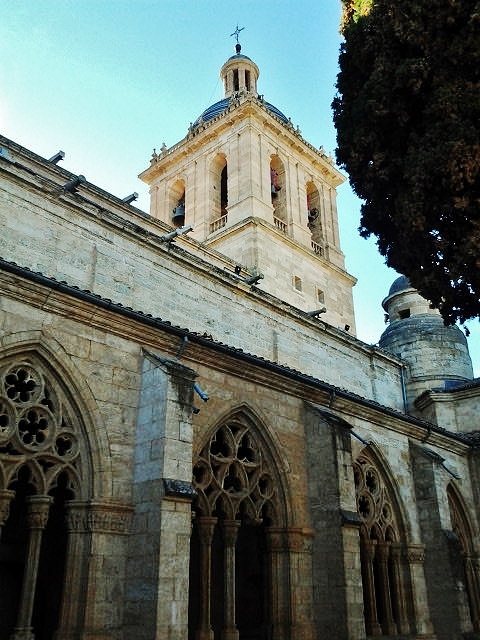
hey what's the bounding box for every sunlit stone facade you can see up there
[0,45,478,640]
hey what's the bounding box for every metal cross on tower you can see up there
[230,24,245,44]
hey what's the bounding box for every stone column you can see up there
[361,539,382,637]
[406,544,435,637]
[81,502,133,640]
[0,489,15,541]
[221,520,240,640]
[265,528,290,640]
[195,517,217,640]
[54,501,90,640]
[464,554,480,631]
[287,527,316,640]
[389,543,410,634]
[10,495,53,640]
[376,542,397,635]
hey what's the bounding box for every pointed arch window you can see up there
[0,358,83,639]
[354,454,413,637]
[189,414,286,640]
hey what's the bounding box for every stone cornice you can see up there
[141,95,344,187]
[205,215,357,286]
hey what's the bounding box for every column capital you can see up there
[195,516,217,544]
[406,543,426,564]
[221,519,241,546]
[376,541,391,563]
[65,500,133,534]
[361,537,377,561]
[0,489,15,527]
[26,495,53,530]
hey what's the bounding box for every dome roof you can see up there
[227,52,253,62]
[388,275,411,296]
[193,44,290,129]
[193,97,289,129]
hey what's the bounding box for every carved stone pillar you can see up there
[221,520,240,640]
[10,495,53,640]
[54,501,90,640]
[389,543,410,634]
[360,539,382,637]
[0,489,15,541]
[406,544,435,637]
[195,517,217,640]
[287,527,316,640]
[266,528,290,640]
[376,542,397,635]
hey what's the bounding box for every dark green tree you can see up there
[333,0,480,324]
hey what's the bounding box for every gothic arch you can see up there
[353,445,415,636]
[0,335,119,639]
[0,333,112,496]
[189,404,294,640]
[447,482,480,631]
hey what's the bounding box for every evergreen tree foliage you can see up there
[333,0,480,324]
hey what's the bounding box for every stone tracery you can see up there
[193,421,278,524]
[190,414,294,640]
[354,454,412,637]
[0,357,83,639]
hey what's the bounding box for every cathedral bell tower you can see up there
[140,39,357,333]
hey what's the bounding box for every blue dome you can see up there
[388,275,411,296]
[193,97,289,129]
[227,53,253,62]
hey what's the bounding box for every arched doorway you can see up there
[0,358,84,640]
[188,410,287,640]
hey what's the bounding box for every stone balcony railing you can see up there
[210,214,228,234]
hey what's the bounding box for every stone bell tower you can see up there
[140,40,357,333]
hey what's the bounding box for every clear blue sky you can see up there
[1,0,478,375]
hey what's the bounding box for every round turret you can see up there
[379,276,473,409]
[220,43,260,98]
[192,44,289,129]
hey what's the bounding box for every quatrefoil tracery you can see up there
[0,361,81,494]
[354,456,398,541]
[193,422,278,524]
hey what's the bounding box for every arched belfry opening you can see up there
[270,156,287,233]
[170,179,186,228]
[0,356,88,640]
[210,154,228,233]
[353,450,415,637]
[306,181,324,255]
[447,483,480,632]
[188,409,289,640]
